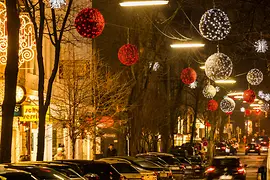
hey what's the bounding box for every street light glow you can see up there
[227,92,243,96]
[250,104,261,107]
[234,96,243,99]
[215,79,236,84]
[170,43,205,48]
[120,0,169,6]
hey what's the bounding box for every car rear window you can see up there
[212,158,240,167]
[112,163,139,173]
[159,156,180,165]
[135,160,161,168]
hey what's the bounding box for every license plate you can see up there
[186,166,192,169]
[159,173,167,177]
[219,175,232,180]
[250,150,255,152]
[216,147,221,149]
[195,170,200,172]
[171,167,180,170]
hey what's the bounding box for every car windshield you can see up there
[248,144,257,148]
[0,173,35,180]
[52,166,82,178]
[134,160,161,168]
[158,156,180,165]
[12,167,69,179]
[212,158,240,167]
[112,163,139,174]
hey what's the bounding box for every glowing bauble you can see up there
[207,99,218,111]
[203,84,217,98]
[199,9,231,41]
[243,89,256,104]
[205,53,233,81]
[245,109,252,116]
[180,68,197,84]
[220,97,235,113]
[189,81,198,89]
[205,121,211,127]
[75,8,105,38]
[118,44,139,66]
[246,68,263,85]
[261,103,269,112]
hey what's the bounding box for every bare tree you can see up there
[52,52,130,159]
[0,0,20,163]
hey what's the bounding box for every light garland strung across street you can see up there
[205,52,233,81]
[203,84,216,98]
[0,2,36,66]
[50,0,66,8]
[258,91,270,101]
[189,81,198,89]
[199,8,231,41]
[246,68,263,85]
[254,39,268,53]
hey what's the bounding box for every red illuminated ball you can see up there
[118,44,139,66]
[243,89,256,104]
[75,8,105,38]
[180,67,197,84]
[245,109,251,116]
[207,99,218,111]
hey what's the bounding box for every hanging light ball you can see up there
[203,84,217,98]
[180,67,197,84]
[118,44,139,66]
[246,68,263,85]
[205,53,233,81]
[243,89,256,104]
[245,109,252,116]
[220,97,235,113]
[75,8,105,38]
[207,99,218,111]
[199,8,231,41]
[261,103,269,112]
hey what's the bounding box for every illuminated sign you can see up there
[19,105,50,122]
[0,105,22,116]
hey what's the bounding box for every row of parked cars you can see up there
[0,151,207,180]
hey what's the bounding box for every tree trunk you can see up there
[190,90,200,145]
[72,138,76,159]
[37,107,46,160]
[0,0,20,163]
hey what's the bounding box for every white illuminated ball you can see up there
[220,97,235,113]
[203,84,216,98]
[246,68,263,85]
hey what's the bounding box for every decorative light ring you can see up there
[246,68,263,85]
[199,8,231,41]
[203,84,217,98]
[75,8,105,39]
[180,67,197,84]
[220,97,235,113]
[243,89,256,104]
[205,52,233,81]
[118,44,139,66]
[261,103,269,112]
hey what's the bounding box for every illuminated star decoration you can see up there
[254,39,268,53]
[189,81,198,89]
[149,62,160,71]
[50,0,66,8]
[258,91,270,101]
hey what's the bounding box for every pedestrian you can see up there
[54,147,66,160]
[106,144,117,157]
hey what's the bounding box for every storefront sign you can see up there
[19,105,50,122]
[0,105,22,117]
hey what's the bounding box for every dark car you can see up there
[136,152,184,180]
[187,156,206,178]
[215,142,230,155]
[59,159,142,179]
[100,156,173,179]
[0,168,36,180]
[245,143,261,155]
[205,156,246,180]
[257,136,269,152]
[5,164,70,179]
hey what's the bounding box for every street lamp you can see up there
[120,0,169,6]
[170,43,205,48]
[215,79,236,84]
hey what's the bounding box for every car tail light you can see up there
[206,166,215,173]
[263,142,267,144]
[221,147,226,150]
[237,167,245,174]
[180,164,186,169]
[120,175,127,180]
[167,170,173,177]
[256,146,259,149]
[245,146,249,149]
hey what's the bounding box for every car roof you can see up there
[137,152,174,157]
[97,159,130,164]
[213,156,239,159]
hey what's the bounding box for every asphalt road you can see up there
[238,152,267,180]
